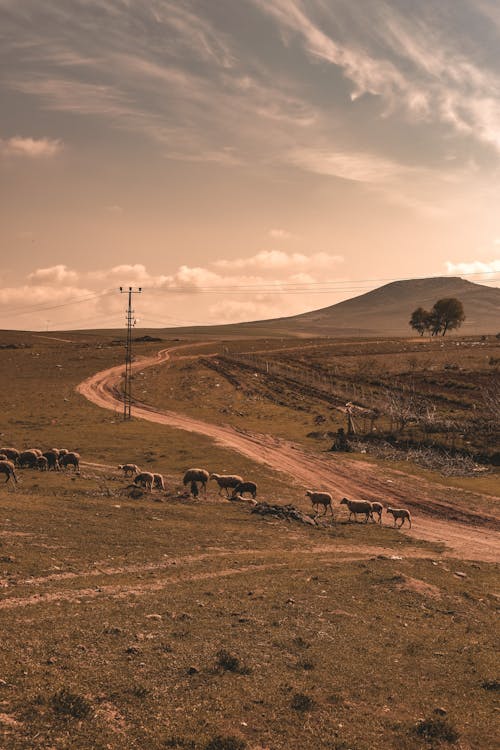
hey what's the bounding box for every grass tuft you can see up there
[413,717,459,743]
[50,689,92,720]
[290,692,315,712]
[216,649,250,674]
[204,735,246,750]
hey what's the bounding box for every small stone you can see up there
[434,707,447,715]
[454,571,467,578]
[145,614,162,620]
[187,666,199,675]
[125,645,141,654]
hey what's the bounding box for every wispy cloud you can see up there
[1,135,62,157]
[446,259,500,276]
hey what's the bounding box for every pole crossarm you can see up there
[119,286,142,420]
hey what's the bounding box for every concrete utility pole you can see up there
[120,286,142,420]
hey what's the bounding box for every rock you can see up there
[454,571,467,578]
[145,614,162,621]
[187,666,199,675]
[434,707,447,715]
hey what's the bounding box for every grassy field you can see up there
[0,331,498,749]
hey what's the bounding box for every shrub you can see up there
[413,717,459,743]
[481,679,500,691]
[50,689,92,719]
[215,650,250,674]
[290,692,315,711]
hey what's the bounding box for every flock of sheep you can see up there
[0,447,80,485]
[0,449,411,529]
[306,491,412,528]
[121,464,257,501]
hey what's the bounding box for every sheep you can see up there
[231,481,257,500]
[30,448,43,457]
[0,454,7,461]
[60,452,80,471]
[0,460,17,485]
[0,448,20,464]
[118,463,140,477]
[153,473,165,491]
[340,497,373,523]
[57,448,69,458]
[209,473,244,497]
[305,490,334,516]
[370,501,383,524]
[43,450,60,471]
[37,456,48,471]
[18,449,40,469]
[387,507,412,528]
[133,472,154,492]
[183,468,210,496]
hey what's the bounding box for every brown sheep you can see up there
[43,450,60,471]
[133,472,154,492]
[60,452,80,471]
[370,501,383,524]
[387,507,412,528]
[209,473,244,497]
[340,497,373,523]
[0,448,20,464]
[305,490,334,516]
[18,450,39,469]
[153,473,165,491]
[118,463,140,477]
[0,460,18,485]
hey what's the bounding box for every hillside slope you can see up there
[163,277,500,337]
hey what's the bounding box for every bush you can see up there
[50,689,92,719]
[215,650,250,674]
[290,692,315,711]
[413,717,459,743]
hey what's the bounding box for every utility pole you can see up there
[120,286,142,420]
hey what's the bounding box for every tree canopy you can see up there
[409,297,465,336]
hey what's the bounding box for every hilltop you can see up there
[161,276,500,338]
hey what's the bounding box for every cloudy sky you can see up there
[1,0,499,330]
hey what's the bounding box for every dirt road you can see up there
[76,347,500,562]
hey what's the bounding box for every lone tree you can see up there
[409,298,465,337]
[409,307,430,336]
[429,297,465,336]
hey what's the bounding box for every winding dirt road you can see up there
[76,346,500,562]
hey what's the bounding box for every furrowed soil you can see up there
[0,331,498,750]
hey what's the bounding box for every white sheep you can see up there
[0,460,18,485]
[153,473,165,491]
[305,490,333,516]
[118,463,140,477]
[387,507,412,528]
[133,472,154,492]
[183,468,210,496]
[209,473,244,497]
[370,501,383,524]
[340,497,373,523]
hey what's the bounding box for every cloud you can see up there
[28,265,78,284]
[445,259,500,276]
[1,135,62,157]
[288,148,405,183]
[269,228,294,240]
[213,250,344,273]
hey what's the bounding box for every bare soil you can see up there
[77,346,500,562]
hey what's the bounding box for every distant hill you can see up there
[163,276,500,338]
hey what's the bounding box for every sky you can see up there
[1,0,499,331]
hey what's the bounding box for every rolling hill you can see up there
[162,276,500,338]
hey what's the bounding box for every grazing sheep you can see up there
[153,473,165,491]
[0,448,20,464]
[183,468,210,496]
[37,456,48,471]
[57,448,69,458]
[305,490,334,516]
[387,507,412,528]
[118,463,140,477]
[60,452,80,471]
[370,501,383,524]
[0,454,7,461]
[231,481,257,500]
[43,450,60,471]
[0,459,17,485]
[29,448,43,457]
[209,473,244,497]
[133,472,154,492]
[18,449,40,469]
[340,497,373,523]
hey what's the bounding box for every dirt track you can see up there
[76,346,500,562]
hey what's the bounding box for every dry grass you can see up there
[0,331,498,749]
